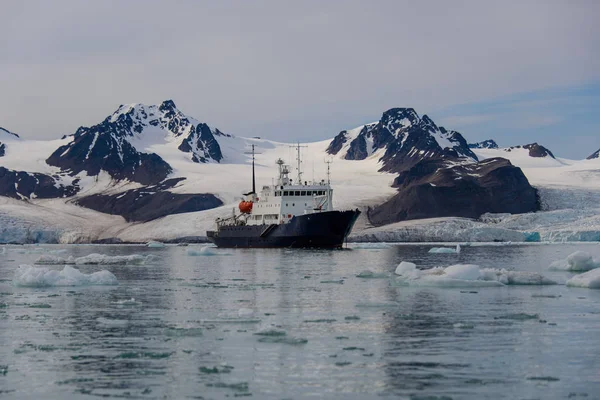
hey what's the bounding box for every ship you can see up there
[206,144,360,248]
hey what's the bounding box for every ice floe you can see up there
[355,270,389,279]
[566,269,600,289]
[112,298,141,306]
[13,265,118,287]
[74,253,148,265]
[428,244,461,254]
[548,251,600,272]
[34,255,75,265]
[394,261,555,287]
[187,246,219,256]
[146,241,165,248]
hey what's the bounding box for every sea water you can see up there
[1,243,599,399]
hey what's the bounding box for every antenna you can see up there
[243,143,262,194]
[289,142,308,184]
[325,157,333,184]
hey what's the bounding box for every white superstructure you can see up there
[244,158,333,226]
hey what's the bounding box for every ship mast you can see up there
[251,144,256,194]
[290,142,308,184]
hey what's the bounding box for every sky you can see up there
[1,1,599,159]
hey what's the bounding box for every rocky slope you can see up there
[469,139,498,149]
[587,148,600,160]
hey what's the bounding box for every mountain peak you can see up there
[0,126,20,139]
[159,99,177,112]
[586,148,599,160]
[469,139,498,149]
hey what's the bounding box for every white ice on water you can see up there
[74,253,148,265]
[428,244,461,254]
[187,246,218,256]
[13,265,118,287]
[548,251,600,272]
[394,261,555,287]
[147,241,165,248]
[566,269,600,289]
[34,254,75,265]
[0,247,5,255]
[238,308,255,317]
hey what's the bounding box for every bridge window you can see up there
[283,191,289,196]
[294,191,300,196]
[301,191,306,196]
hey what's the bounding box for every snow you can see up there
[566,269,600,289]
[394,261,555,287]
[548,251,600,272]
[1,101,599,244]
[13,265,118,287]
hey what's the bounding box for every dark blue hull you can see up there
[206,209,360,248]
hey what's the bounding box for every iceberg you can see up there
[428,244,461,254]
[187,246,218,256]
[394,261,555,287]
[74,253,148,265]
[13,265,118,287]
[548,251,600,272]
[566,269,600,289]
[147,241,165,248]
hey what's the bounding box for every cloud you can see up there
[0,0,598,151]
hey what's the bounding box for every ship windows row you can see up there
[274,190,327,197]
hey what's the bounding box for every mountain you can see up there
[469,139,498,149]
[587,149,600,160]
[503,143,555,158]
[326,109,538,225]
[327,108,477,174]
[0,127,20,157]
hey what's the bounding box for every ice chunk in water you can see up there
[14,265,118,287]
[75,253,147,265]
[566,269,600,289]
[147,241,165,248]
[549,251,600,271]
[35,255,75,265]
[394,261,554,287]
[0,247,6,255]
[428,244,461,254]
[187,246,218,256]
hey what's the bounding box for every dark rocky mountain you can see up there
[503,143,555,158]
[0,167,79,200]
[0,127,20,157]
[586,148,599,160]
[327,108,477,174]
[469,139,498,149]
[367,157,539,226]
[329,108,539,224]
[76,178,222,222]
[47,100,227,186]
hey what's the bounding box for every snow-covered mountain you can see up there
[588,148,600,160]
[0,127,20,157]
[327,108,477,173]
[469,139,498,149]
[0,101,598,243]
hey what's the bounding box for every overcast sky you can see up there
[1,1,598,158]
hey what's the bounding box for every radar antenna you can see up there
[325,157,333,184]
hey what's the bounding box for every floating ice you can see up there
[34,255,75,265]
[566,269,600,289]
[14,265,118,287]
[394,262,555,287]
[0,247,5,255]
[187,246,218,256]
[355,270,389,279]
[112,298,140,306]
[147,241,165,248]
[74,253,147,265]
[428,244,461,254]
[96,317,129,326]
[549,251,600,272]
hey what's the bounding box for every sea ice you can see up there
[0,247,5,255]
[428,244,461,254]
[355,270,389,279]
[394,262,555,287]
[187,246,218,256]
[548,251,600,272]
[13,265,118,287]
[566,269,600,289]
[147,241,165,248]
[112,298,140,306]
[34,254,75,265]
[74,253,147,265]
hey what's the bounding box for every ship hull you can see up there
[206,209,360,248]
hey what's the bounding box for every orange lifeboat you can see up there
[239,201,253,213]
